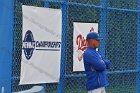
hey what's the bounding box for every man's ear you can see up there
[86,40,89,45]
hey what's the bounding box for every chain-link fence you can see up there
[0,0,140,93]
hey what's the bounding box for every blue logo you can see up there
[22,30,61,60]
[23,30,35,60]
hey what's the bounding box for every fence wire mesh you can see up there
[11,0,139,93]
[106,9,138,93]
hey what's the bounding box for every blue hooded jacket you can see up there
[83,47,112,91]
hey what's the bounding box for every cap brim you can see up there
[96,37,103,40]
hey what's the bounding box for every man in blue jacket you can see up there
[83,32,112,93]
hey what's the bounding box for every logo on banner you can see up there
[76,27,94,61]
[23,30,35,60]
[22,30,61,60]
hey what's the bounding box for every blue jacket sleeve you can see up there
[101,56,112,69]
[84,52,106,71]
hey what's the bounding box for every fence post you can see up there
[57,1,68,93]
[137,0,140,93]
[0,0,14,93]
[100,0,107,56]
[44,1,49,8]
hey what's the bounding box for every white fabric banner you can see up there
[20,5,62,84]
[73,22,98,72]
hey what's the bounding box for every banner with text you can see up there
[73,22,98,71]
[20,5,62,84]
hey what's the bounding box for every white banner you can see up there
[73,22,98,72]
[20,5,62,84]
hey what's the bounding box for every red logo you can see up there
[76,27,94,61]
[76,34,87,51]
[76,27,94,52]
[90,27,94,32]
